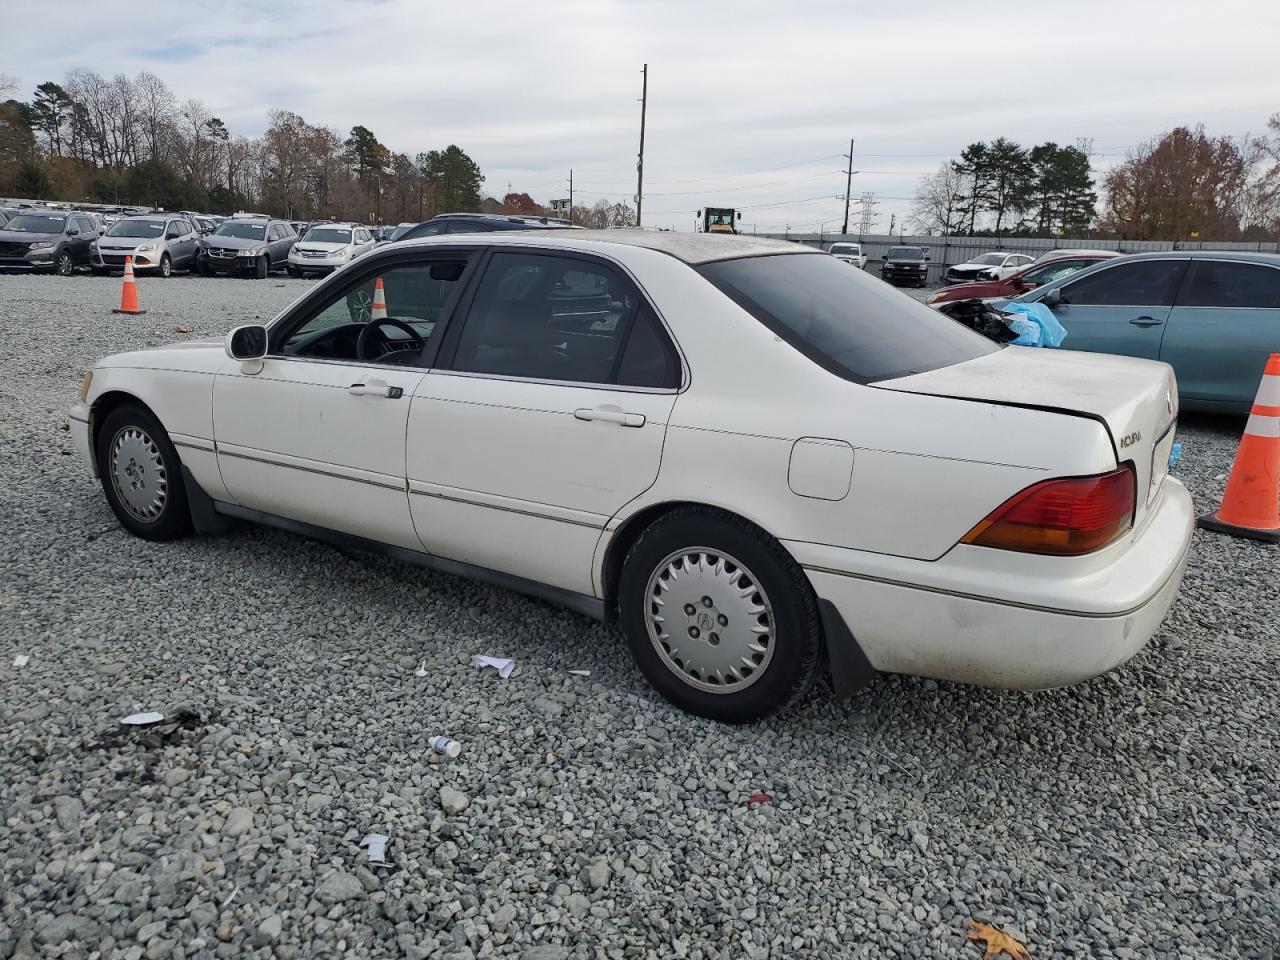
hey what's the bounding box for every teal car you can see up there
[1005,251,1280,412]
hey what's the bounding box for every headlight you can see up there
[330,248,350,258]
[29,241,54,250]
[79,371,93,403]
[240,247,264,257]
[135,242,160,253]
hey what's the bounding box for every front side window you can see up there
[165,222,182,239]
[1062,260,1185,307]
[280,257,472,365]
[450,251,677,387]
[698,253,996,383]
[1180,261,1280,309]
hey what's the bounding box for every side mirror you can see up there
[924,254,931,261]
[881,254,888,260]
[67,228,79,236]
[225,324,268,362]
[1041,287,1063,307]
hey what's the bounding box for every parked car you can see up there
[1033,247,1120,262]
[944,252,1035,284]
[69,231,1191,721]
[287,223,377,277]
[925,252,1122,308]
[880,246,930,287]
[828,242,866,269]
[196,218,297,278]
[1003,250,1280,411]
[0,211,99,274]
[91,215,201,277]
[387,222,418,242]
[395,213,581,242]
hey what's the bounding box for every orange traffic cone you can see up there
[111,256,146,315]
[370,276,387,321]
[1197,353,1280,542]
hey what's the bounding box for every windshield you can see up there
[214,221,266,239]
[304,228,352,244]
[829,244,860,255]
[391,223,423,240]
[106,220,165,238]
[698,254,996,383]
[5,214,66,233]
[887,247,924,261]
[1022,259,1089,285]
[971,253,1005,265]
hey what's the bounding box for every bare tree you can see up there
[909,163,966,235]
[134,71,176,163]
[0,73,18,99]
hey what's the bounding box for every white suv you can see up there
[287,223,376,277]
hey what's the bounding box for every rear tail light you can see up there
[961,466,1136,556]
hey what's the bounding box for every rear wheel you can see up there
[95,403,191,541]
[618,508,822,722]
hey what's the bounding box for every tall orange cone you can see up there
[111,255,146,315]
[370,276,387,321]
[1198,353,1280,542]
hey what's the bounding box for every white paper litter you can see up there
[472,655,516,679]
[413,660,428,678]
[12,654,29,668]
[361,833,389,864]
[120,711,166,726]
[568,669,591,677]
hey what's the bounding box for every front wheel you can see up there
[158,254,172,278]
[54,251,74,276]
[618,508,823,722]
[286,265,300,278]
[254,255,268,279]
[95,403,191,541]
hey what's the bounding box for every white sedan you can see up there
[70,232,1193,721]
[287,223,377,277]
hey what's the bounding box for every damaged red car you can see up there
[926,251,1121,308]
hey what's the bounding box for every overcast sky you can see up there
[6,0,1278,232]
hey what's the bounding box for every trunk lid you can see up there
[877,346,1178,524]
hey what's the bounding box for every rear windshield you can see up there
[887,247,924,260]
[214,221,266,239]
[106,219,165,238]
[697,254,996,383]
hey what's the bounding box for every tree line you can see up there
[0,69,640,225]
[910,117,1280,242]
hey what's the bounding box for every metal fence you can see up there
[761,233,1280,286]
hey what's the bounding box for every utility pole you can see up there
[568,168,573,220]
[888,212,896,238]
[636,63,648,227]
[841,138,855,236]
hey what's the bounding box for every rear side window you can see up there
[1062,260,1185,306]
[1179,261,1280,309]
[450,251,677,387]
[697,253,996,384]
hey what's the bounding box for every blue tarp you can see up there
[1001,302,1068,348]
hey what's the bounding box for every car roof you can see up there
[396,229,816,265]
[1102,249,1280,266]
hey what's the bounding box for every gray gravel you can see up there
[1,273,1277,959]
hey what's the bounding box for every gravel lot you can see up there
[2,273,1277,959]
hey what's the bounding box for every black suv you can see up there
[880,246,930,287]
[396,213,578,242]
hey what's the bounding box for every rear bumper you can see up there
[791,476,1194,689]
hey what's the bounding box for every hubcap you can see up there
[109,426,167,522]
[349,290,373,323]
[644,548,774,693]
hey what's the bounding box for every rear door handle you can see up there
[348,379,403,399]
[574,407,645,428]
[1129,316,1164,327]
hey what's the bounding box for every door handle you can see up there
[1129,316,1164,327]
[348,379,403,399]
[574,407,645,428]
